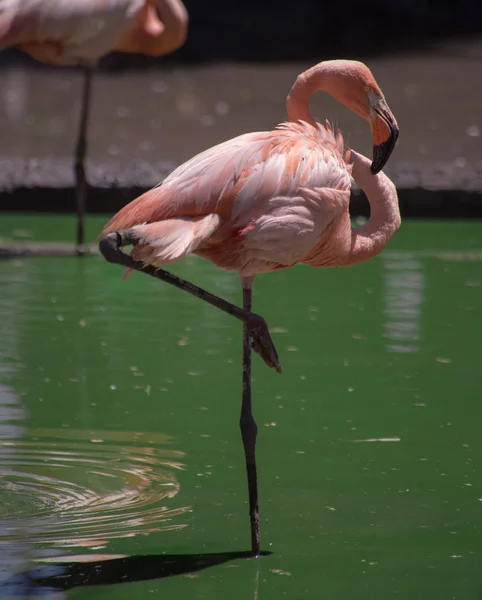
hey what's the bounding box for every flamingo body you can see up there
[103,59,400,277]
[0,0,187,64]
[103,121,357,277]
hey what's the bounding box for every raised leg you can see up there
[240,276,260,556]
[74,65,94,256]
[99,232,281,373]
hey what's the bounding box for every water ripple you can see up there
[0,430,190,548]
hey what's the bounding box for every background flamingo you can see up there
[99,59,400,555]
[0,0,188,254]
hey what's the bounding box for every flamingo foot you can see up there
[246,315,282,373]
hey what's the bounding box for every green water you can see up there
[0,215,481,599]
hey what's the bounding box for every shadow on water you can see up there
[0,550,272,597]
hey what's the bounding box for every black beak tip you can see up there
[371,126,399,175]
[370,159,381,176]
[370,144,387,175]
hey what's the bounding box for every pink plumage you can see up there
[102,65,400,278]
[0,0,188,64]
[103,120,360,277]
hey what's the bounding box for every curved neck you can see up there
[286,65,323,125]
[347,151,401,265]
[286,61,366,126]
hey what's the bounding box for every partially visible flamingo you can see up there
[0,0,188,254]
[99,59,401,555]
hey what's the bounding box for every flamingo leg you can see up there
[240,276,260,556]
[74,65,94,256]
[98,232,282,373]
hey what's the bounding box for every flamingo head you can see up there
[322,60,399,175]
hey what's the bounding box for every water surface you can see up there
[0,215,481,599]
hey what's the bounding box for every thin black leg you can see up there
[240,277,260,556]
[74,65,94,255]
[98,231,282,373]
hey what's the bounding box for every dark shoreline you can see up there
[2,188,481,220]
[1,155,481,219]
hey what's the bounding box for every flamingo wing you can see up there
[102,120,353,274]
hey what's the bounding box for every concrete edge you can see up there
[1,158,481,218]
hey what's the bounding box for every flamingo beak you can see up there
[371,100,399,175]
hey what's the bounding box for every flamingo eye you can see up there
[364,85,372,94]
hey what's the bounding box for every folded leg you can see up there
[99,230,281,373]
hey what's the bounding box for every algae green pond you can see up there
[0,215,481,599]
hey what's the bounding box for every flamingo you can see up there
[99,59,401,555]
[0,0,188,254]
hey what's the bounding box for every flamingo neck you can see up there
[346,151,401,265]
[286,60,367,126]
[285,67,321,125]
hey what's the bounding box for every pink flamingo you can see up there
[0,0,188,253]
[99,59,400,555]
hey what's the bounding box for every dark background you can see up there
[1,0,481,218]
[1,0,481,67]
